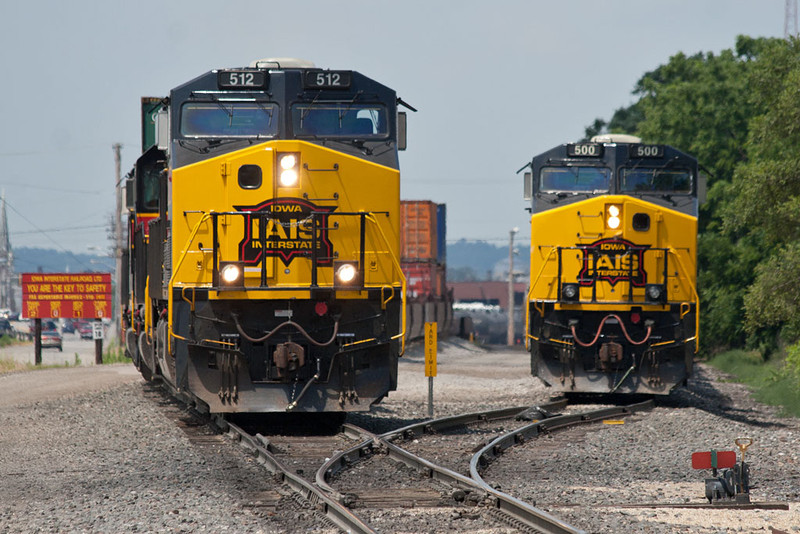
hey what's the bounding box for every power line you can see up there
[0,143,132,158]
[0,181,105,195]
[3,198,96,271]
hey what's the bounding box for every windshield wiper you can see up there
[254,101,274,127]
[300,91,322,128]
[337,91,364,126]
[200,93,234,124]
[179,138,246,154]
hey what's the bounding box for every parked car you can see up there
[41,330,63,351]
[78,322,94,340]
[30,319,58,332]
[62,320,76,334]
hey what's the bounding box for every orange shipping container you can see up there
[401,261,447,299]
[401,200,438,261]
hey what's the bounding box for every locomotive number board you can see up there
[304,70,352,89]
[629,144,665,158]
[567,143,604,158]
[217,70,268,89]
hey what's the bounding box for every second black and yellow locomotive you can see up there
[123,58,409,413]
[523,135,700,394]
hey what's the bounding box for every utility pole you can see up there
[507,227,518,346]
[787,0,798,38]
[113,143,123,342]
[0,191,14,313]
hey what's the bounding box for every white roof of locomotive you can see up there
[590,133,642,144]
[248,57,316,69]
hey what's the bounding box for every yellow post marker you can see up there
[425,322,437,377]
[424,322,437,417]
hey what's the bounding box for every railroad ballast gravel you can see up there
[0,342,798,533]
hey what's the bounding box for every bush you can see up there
[709,349,800,417]
[785,341,800,386]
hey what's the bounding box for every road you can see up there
[1,331,114,367]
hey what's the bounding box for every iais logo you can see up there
[577,238,649,287]
[234,198,336,267]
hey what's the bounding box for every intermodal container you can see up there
[141,97,164,152]
[401,200,438,261]
[402,261,436,298]
[402,261,447,299]
[436,204,447,264]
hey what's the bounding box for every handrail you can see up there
[668,247,700,353]
[168,211,213,354]
[144,275,152,342]
[526,246,557,350]
[165,210,406,356]
[364,213,407,356]
[527,244,699,352]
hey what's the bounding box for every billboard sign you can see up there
[21,273,112,319]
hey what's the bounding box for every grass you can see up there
[707,349,800,418]
[0,358,36,374]
[100,344,128,364]
[0,334,18,348]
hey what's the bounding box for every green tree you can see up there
[722,37,800,350]
[584,36,785,352]
[583,104,643,141]
[634,42,761,351]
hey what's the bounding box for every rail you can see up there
[221,418,377,534]
[469,400,653,532]
[316,400,582,534]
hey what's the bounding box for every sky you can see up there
[0,0,787,261]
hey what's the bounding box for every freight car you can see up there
[400,200,453,341]
[521,135,701,394]
[122,58,413,413]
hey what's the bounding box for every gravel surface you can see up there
[481,363,800,533]
[1,341,798,533]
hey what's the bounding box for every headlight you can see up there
[606,204,622,229]
[279,169,298,187]
[336,263,357,283]
[334,261,360,288]
[219,262,244,287]
[562,283,579,301]
[646,284,665,303]
[277,152,300,187]
[279,154,297,170]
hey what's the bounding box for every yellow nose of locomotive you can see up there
[170,140,401,296]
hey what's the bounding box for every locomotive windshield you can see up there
[180,102,279,137]
[292,104,387,138]
[620,168,692,193]
[540,166,611,193]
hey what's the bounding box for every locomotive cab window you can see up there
[292,104,387,138]
[620,168,692,193]
[180,102,279,138]
[539,167,610,193]
[141,167,161,211]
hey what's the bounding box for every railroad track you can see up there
[157,380,660,533]
[313,399,653,533]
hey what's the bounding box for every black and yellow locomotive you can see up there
[522,135,700,394]
[123,58,410,413]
